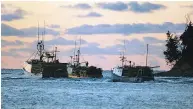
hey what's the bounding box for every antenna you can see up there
[38,21,39,42]
[42,32,44,41]
[79,36,81,51]
[73,36,77,64]
[123,37,127,67]
[146,44,149,66]
[44,20,46,36]
[54,47,57,61]
[43,20,45,44]
[123,38,126,56]
[77,36,81,64]
[119,38,127,67]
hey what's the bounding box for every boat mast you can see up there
[38,22,39,42]
[36,21,42,60]
[74,36,77,66]
[146,44,149,66]
[77,36,81,65]
[123,39,126,66]
[36,21,45,61]
[120,39,126,67]
[41,32,44,61]
[43,20,45,48]
[36,22,40,60]
[54,47,57,61]
[121,53,124,67]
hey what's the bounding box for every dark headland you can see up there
[156,17,193,77]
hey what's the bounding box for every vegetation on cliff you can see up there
[163,31,182,66]
[162,18,193,77]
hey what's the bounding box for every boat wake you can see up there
[2,69,193,84]
[154,77,193,83]
[23,69,42,77]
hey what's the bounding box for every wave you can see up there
[2,69,193,84]
[154,77,193,83]
[2,77,29,80]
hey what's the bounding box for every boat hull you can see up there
[41,63,68,78]
[23,61,69,78]
[23,69,42,77]
[23,62,42,76]
[111,66,154,82]
[111,72,143,83]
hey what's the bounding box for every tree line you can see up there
[164,20,193,67]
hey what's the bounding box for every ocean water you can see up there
[1,69,193,109]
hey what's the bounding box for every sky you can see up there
[1,1,193,70]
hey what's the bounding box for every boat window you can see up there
[31,59,39,64]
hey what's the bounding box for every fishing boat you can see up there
[67,36,103,78]
[112,42,158,82]
[23,22,68,78]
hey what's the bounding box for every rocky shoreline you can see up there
[155,60,193,77]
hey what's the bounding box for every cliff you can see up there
[156,58,193,77]
[159,21,193,77]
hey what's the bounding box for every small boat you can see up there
[67,36,103,78]
[112,65,155,82]
[112,41,157,82]
[23,22,68,78]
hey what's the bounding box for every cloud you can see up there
[21,27,59,36]
[76,43,120,55]
[1,51,20,57]
[181,4,193,8]
[98,56,106,59]
[45,37,87,46]
[1,23,59,37]
[13,37,88,56]
[1,4,28,21]
[1,39,24,47]
[9,47,35,54]
[60,3,91,9]
[142,37,166,58]
[143,36,165,44]
[97,2,128,11]
[97,1,166,13]
[77,12,102,17]
[66,22,185,35]
[128,2,166,13]
[48,24,60,28]
[62,43,115,57]
[66,37,165,58]
[1,23,24,36]
[1,39,30,57]
[1,4,5,8]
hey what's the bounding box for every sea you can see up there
[1,69,193,109]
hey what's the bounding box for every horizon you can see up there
[1,1,193,70]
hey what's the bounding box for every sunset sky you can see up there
[1,1,193,70]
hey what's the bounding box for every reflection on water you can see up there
[1,69,193,109]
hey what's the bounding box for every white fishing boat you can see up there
[112,42,157,82]
[22,22,68,78]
